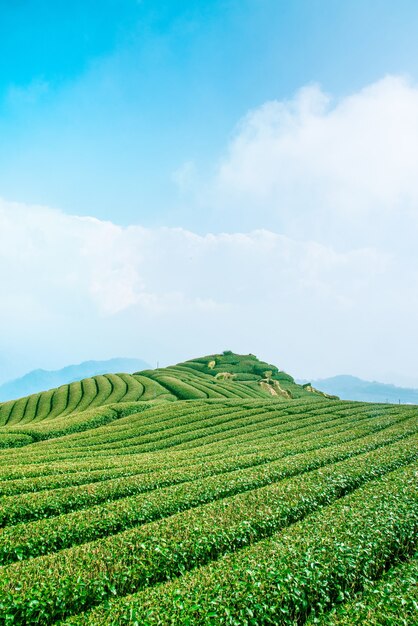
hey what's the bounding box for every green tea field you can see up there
[0,353,416,624]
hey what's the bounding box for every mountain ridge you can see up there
[300,374,418,404]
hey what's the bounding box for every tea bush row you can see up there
[64,462,418,626]
[0,433,416,566]
[0,449,416,623]
[2,409,415,527]
[310,551,418,625]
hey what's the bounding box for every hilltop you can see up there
[141,351,335,401]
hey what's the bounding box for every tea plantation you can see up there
[0,352,416,624]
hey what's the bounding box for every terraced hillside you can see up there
[0,352,328,447]
[0,353,416,624]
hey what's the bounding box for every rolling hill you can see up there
[0,351,416,625]
[0,352,331,447]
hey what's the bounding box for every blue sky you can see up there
[2,0,418,225]
[1,1,418,385]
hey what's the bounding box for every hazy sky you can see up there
[1,1,418,385]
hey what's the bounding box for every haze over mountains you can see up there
[2,355,418,405]
[303,375,418,404]
[0,358,150,402]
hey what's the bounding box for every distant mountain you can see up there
[299,374,418,404]
[0,358,150,402]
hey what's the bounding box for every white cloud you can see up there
[204,76,418,247]
[0,197,407,384]
[0,199,382,318]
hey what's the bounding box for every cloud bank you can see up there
[0,197,407,385]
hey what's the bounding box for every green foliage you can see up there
[232,373,259,381]
[63,462,418,625]
[0,353,415,624]
[0,353,329,445]
[1,426,415,565]
[310,552,418,625]
[0,433,34,449]
[273,370,295,382]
